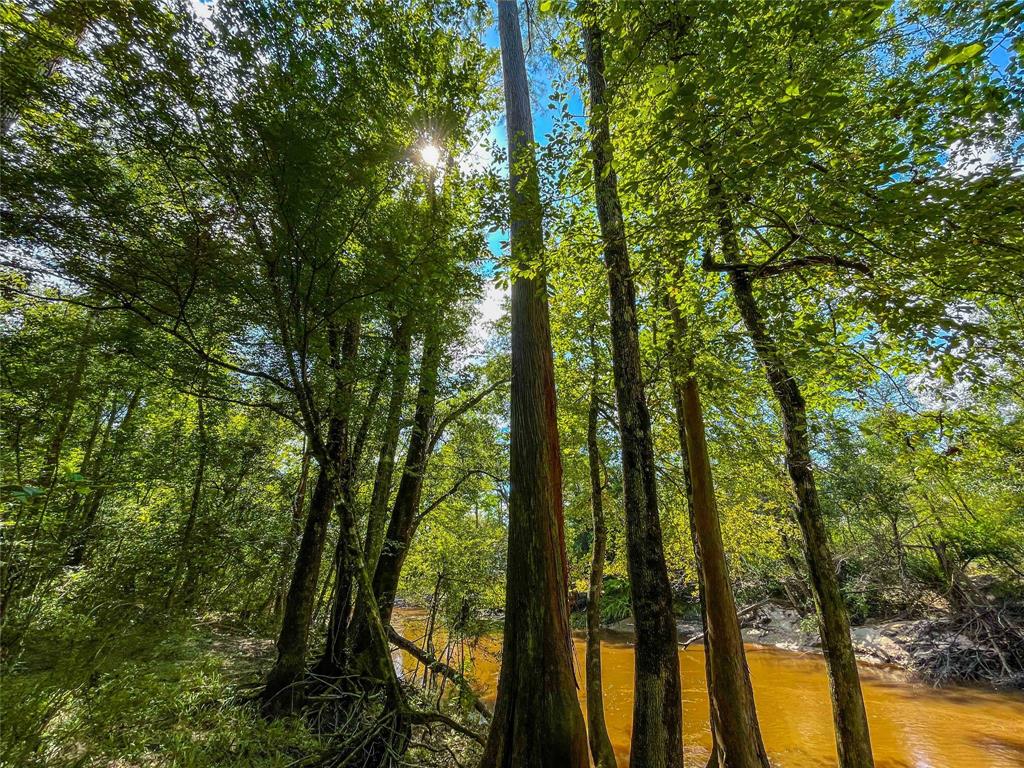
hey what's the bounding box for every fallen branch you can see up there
[680,600,771,649]
[404,708,486,745]
[387,626,492,719]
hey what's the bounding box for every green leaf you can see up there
[929,41,985,70]
[779,79,802,103]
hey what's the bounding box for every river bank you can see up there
[606,600,1024,689]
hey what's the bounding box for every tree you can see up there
[480,3,589,766]
[581,16,682,767]
[665,285,769,768]
[584,334,617,768]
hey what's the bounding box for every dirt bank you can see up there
[607,601,1024,688]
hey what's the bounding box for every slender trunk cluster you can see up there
[65,388,142,569]
[583,21,683,767]
[481,3,589,766]
[262,416,343,709]
[349,324,443,665]
[364,315,414,571]
[368,325,442,624]
[262,317,361,709]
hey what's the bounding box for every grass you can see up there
[2,612,320,768]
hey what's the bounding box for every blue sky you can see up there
[479,14,586,260]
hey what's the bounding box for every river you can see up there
[393,608,1024,767]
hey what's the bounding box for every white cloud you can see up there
[948,138,1000,177]
[190,0,215,23]
[468,277,508,354]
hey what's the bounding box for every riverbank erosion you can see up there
[607,599,1024,689]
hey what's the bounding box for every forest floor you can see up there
[2,614,320,768]
[6,598,1020,767]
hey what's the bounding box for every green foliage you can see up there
[599,576,633,624]
[2,0,1023,761]
[2,615,317,768]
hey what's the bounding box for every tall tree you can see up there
[480,2,589,766]
[582,19,683,768]
[363,315,414,571]
[710,176,874,768]
[665,288,770,768]
[263,315,362,709]
[349,323,444,666]
[312,317,363,680]
[585,335,617,768]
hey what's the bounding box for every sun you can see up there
[419,143,442,168]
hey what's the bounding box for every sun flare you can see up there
[419,143,442,167]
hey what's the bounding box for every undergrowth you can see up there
[2,613,319,768]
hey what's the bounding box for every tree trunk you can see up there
[349,324,443,661]
[273,444,311,621]
[709,176,874,768]
[673,376,721,768]
[64,389,141,568]
[364,314,414,572]
[262,450,338,710]
[666,296,769,768]
[481,3,589,766]
[585,342,617,768]
[422,569,444,689]
[263,315,361,709]
[311,318,362,679]
[584,23,682,768]
[59,397,108,555]
[337,492,407,713]
[370,326,441,621]
[165,393,209,609]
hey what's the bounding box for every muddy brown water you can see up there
[393,608,1024,767]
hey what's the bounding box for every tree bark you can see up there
[675,401,722,768]
[364,314,414,572]
[481,3,589,766]
[312,318,362,679]
[262,437,339,710]
[263,316,361,709]
[666,295,770,768]
[709,176,874,768]
[349,324,443,662]
[585,341,617,768]
[584,22,682,768]
[370,326,441,621]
